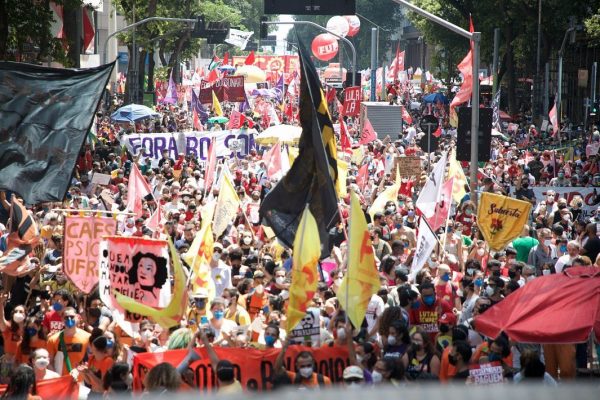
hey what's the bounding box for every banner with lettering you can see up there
[199,76,246,104]
[132,346,349,392]
[512,186,599,220]
[64,216,118,293]
[98,237,171,324]
[468,362,504,385]
[122,130,256,168]
[0,375,79,399]
[232,55,300,74]
[477,193,532,251]
[343,86,361,117]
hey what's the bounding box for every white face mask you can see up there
[485,286,495,297]
[299,367,313,378]
[371,370,383,383]
[544,239,553,247]
[141,330,153,342]
[527,276,536,282]
[13,313,25,323]
[542,269,551,276]
[466,268,475,276]
[337,327,346,341]
[212,253,221,262]
[477,248,485,257]
[243,237,252,245]
[356,355,364,364]
[34,358,49,370]
[387,335,397,346]
[275,277,286,285]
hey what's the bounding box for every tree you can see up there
[585,7,600,45]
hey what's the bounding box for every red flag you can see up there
[336,98,345,117]
[449,16,475,114]
[433,124,442,137]
[393,43,401,81]
[204,138,217,193]
[126,163,152,218]
[549,102,559,137]
[326,86,337,104]
[426,178,454,232]
[193,107,202,131]
[356,163,369,190]
[207,68,219,83]
[147,203,162,232]
[359,118,377,144]
[399,179,413,197]
[245,51,255,65]
[401,106,413,124]
[339,119,352,153]
[284,101,294,121]
[263,143,282,178]
[228,110,243,129]
[223,52,229,65]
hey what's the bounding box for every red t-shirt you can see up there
[454,213,475,236]
[409,299,452,341]
[435,282,458,306]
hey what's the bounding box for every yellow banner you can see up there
[477,192,532,251]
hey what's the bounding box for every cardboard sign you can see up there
[343,86,361,117]
[133,346,349,392]
[64,216,117,293]
[395,156,422,178]
[288,307,321,346]
[199,76,246,104]
[468,362,504,385]
[98,236,171,323]
[91,173,111,186]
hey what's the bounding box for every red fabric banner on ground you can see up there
[0,375,79,399]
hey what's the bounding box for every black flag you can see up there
[0,61,115,204]
[259,40,340,257]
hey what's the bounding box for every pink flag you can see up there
[339,119,352,153]
[356,163,369,190]
[263,143,282,179]
[401,106,413,124]
[228,110,243,129]
[549,102,559,137]
[162,69,178,104]
[147,203,162,232]
[126,163,152,217]
[193,107,202,131]
[426,178,454,232]
[204,138,217,193]
[449,16,474,114]
[359,118,377,144]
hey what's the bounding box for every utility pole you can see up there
[492,28,500,96]
[370,28,377,101]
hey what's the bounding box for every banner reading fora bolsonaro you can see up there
[477,192,532,251]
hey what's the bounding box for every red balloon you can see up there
[345,15,361,37]
[311,34,339,62]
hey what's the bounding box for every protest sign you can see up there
[64,216,117,293]
[132,346,349,392]
[468,362,504,385]
[343,86,361,117]
[395,156,422,178]
[98,236,171,323]
[288,307,321,346]
[510,186,599,220]
[91,173,111,186]
[122,130,256,168]
[199,76,245,104]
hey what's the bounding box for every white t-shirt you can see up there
[554,254,572,274]
[365,294,385,338]
[211,262,232,297]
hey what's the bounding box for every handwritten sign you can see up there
[64,216,117,293]
[395,156,422,178]
[469,362,503,385]
[91,173,111,186]
[343,86,361,117]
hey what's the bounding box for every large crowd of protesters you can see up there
[0,75,599,399]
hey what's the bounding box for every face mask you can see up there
[264,335,276,346]
[52,302,63,312]
[542,269,551,276]
[395,223,402,229]
[337,328,347,341]
[299,367,313,378]
[560,245,567,253]
[547,196,554,203]
[527,275,536,282]
[243,237,252,245]
[439,324,450,333]
[441,273,450,282]
[335,278,343,287]
[398,202,405,207]
[544,239,552,247]
[356,355,364,364]
[12,313,25,323]
[408,210,415,217]
[212,253,221,262]
[477,248,485,257]
[387,335,397,346]
[386,207,395,213]
[508,271,516,279]
[466,268,475,276]
[141,330,153,342]
[475,278,484,287]
[34,358,49,370]
[88,307,101,318]
[213,310,224,320]
[488,353,501,362]
[562,214,570,221]
[195,299,206,309]
[64,317,76,329]
[448,354,457,366]
[26,327,37,337]
[275,277,286,285]
[485,286,495,297]
[371,370,383,383]
[465,210,472,216]
[429,261,438,269]
[423,295,435,306]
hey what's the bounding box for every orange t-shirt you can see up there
[2,328,22,357]
[87,355,114,388]
[113,325,133,347]
[472,341,513,366]
[438,346,457,383]
[286,371,331,388]
[46,329,91,375]
[247,292,269,320]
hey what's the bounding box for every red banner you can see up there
[199,76,246,104]
[133,346,349,392]
[343,86,361,117]
[0,375,79,399]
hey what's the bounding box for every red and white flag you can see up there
[401,106,413,124]
[426,178,454,232]
[549,102,559,137]
[204,139,217,193]
[356,163,369,190]
[263,143,283,179]
[228,109,243,129]
[415,152,448,219]
[449,16,475,115]
[147,203,163,232]
[193,107,202,131]
[392,44,405,82]
[339,119,352,153]
[126,163,152,217]
[359,118,377,145]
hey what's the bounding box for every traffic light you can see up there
[260,16,268,40]
[191,15,206,38]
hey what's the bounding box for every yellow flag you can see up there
[477,192,532,251]
[288,146,299,166]
[115,239,187,329]
[448,152,467,204]
[337,159,349,197]
[369,180,400,220]
[183,223,217,301]
[212,90,223,116]
[339,191,381,329]
[213,173,240,237]
[287,207,320,334]
[351,146,365,164]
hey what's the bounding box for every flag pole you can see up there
[50,208,136,216]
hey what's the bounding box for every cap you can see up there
[253,270,265,279]
[192,288,209,298]
[343,366,364,380]
[438,312,457,325]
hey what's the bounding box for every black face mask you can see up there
[88,307,101,319]
[448,354,458,366]
[521,182,529,188]
[439,324,450,333]
[508,270,517,279]
[492,270,501,278]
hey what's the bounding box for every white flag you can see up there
[409,218,437,281]
[415,151,448,219]
[225,29,254,50]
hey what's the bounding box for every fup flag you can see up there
[477,192,532,251]
[359,118,377,144]
[0,61,114,204]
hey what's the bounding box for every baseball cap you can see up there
[438,312,457,325]
[343,366,364,380]
[192,288,209,299]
